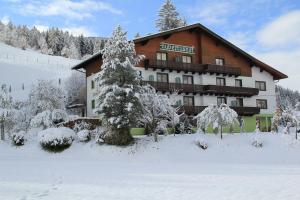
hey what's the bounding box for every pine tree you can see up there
[156,0,187,32]
[94,26,144,145]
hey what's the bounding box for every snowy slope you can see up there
[0,43,80,100]
[0,133,300,200]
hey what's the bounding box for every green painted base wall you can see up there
[129,114,274,135]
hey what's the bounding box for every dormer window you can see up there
[215,58,225,66]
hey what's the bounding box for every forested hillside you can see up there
[0,21,106,60]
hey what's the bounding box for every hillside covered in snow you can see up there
[0,43,80,100]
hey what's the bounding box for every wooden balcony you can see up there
[143,59,241,76]
[180,106,260,116]
[203,85,259,97]
[143,81,259,97]
[203,64,241,77]
[144,81,204,94]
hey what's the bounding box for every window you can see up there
[235,79,242,87]
[156,52,167,61]
[215,58,225,65]
[176,100,182,106]
[236,98,243,107]
[216,77,226,86]
[255,81,266,91]
[256,99,267,109]
[175,77,181,84]
[91,99,95,109]
[157,73,168,83]
[217,97,227,105]
[183,75,193,84]
[182,55,192,63]
[91,80,95,89]
[149,75,154,81]
[183,96,194,106]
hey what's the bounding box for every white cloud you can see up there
[62,27,95,36]
[35,25,49,32]
[257,10,300,48]
[187,2,234,25]
[34,24,95,36]
[253,49,300,90]
[20,0,122,20]
[1,16,10,25]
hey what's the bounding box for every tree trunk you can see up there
[0,121,4,141]
[220,126,223,140]
[296,124,298,140]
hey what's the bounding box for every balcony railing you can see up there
[203,85,259,97]
[143,81,259,97]
[179,106,260,116]
[144,59,241,76]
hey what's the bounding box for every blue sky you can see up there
[1,0,300,90]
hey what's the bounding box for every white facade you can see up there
[86,66,277,117]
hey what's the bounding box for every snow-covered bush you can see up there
[51,109,69,125]
[94,126,108,144]
[30,109,69,129]
[77,130,90,142]
[38,127,75,152]
[251,132,263,148]
[195,138,208,150]
[11,131,25,146]
[30,110,53,129]
[252,139,263,148]
[73,121,91,133]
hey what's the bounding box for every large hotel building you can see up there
[72,23,287,132]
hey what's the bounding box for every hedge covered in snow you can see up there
[38,127,75,152]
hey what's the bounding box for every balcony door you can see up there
[156,52,167,66]
[183,96,194,106]
[183,75,193,84]
[157,73,169,83]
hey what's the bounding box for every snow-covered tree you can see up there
[194,104,238,139]
[271,107,282,133]
[94,26,144,145]
[156,0,187,32]
[30,109,69,130]
[140,85,180,141]
[64,71,86,105]
[28,80,66,116]
[0,84,14,140]
[281,107,297,134]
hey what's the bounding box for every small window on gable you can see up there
[215,58,225,66]
[175,77,181,84]
[149,75,154,81]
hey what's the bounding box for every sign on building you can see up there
[160,42,195,54]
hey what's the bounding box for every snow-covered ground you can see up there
[1,133,300,200]
[0,43,80,100]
